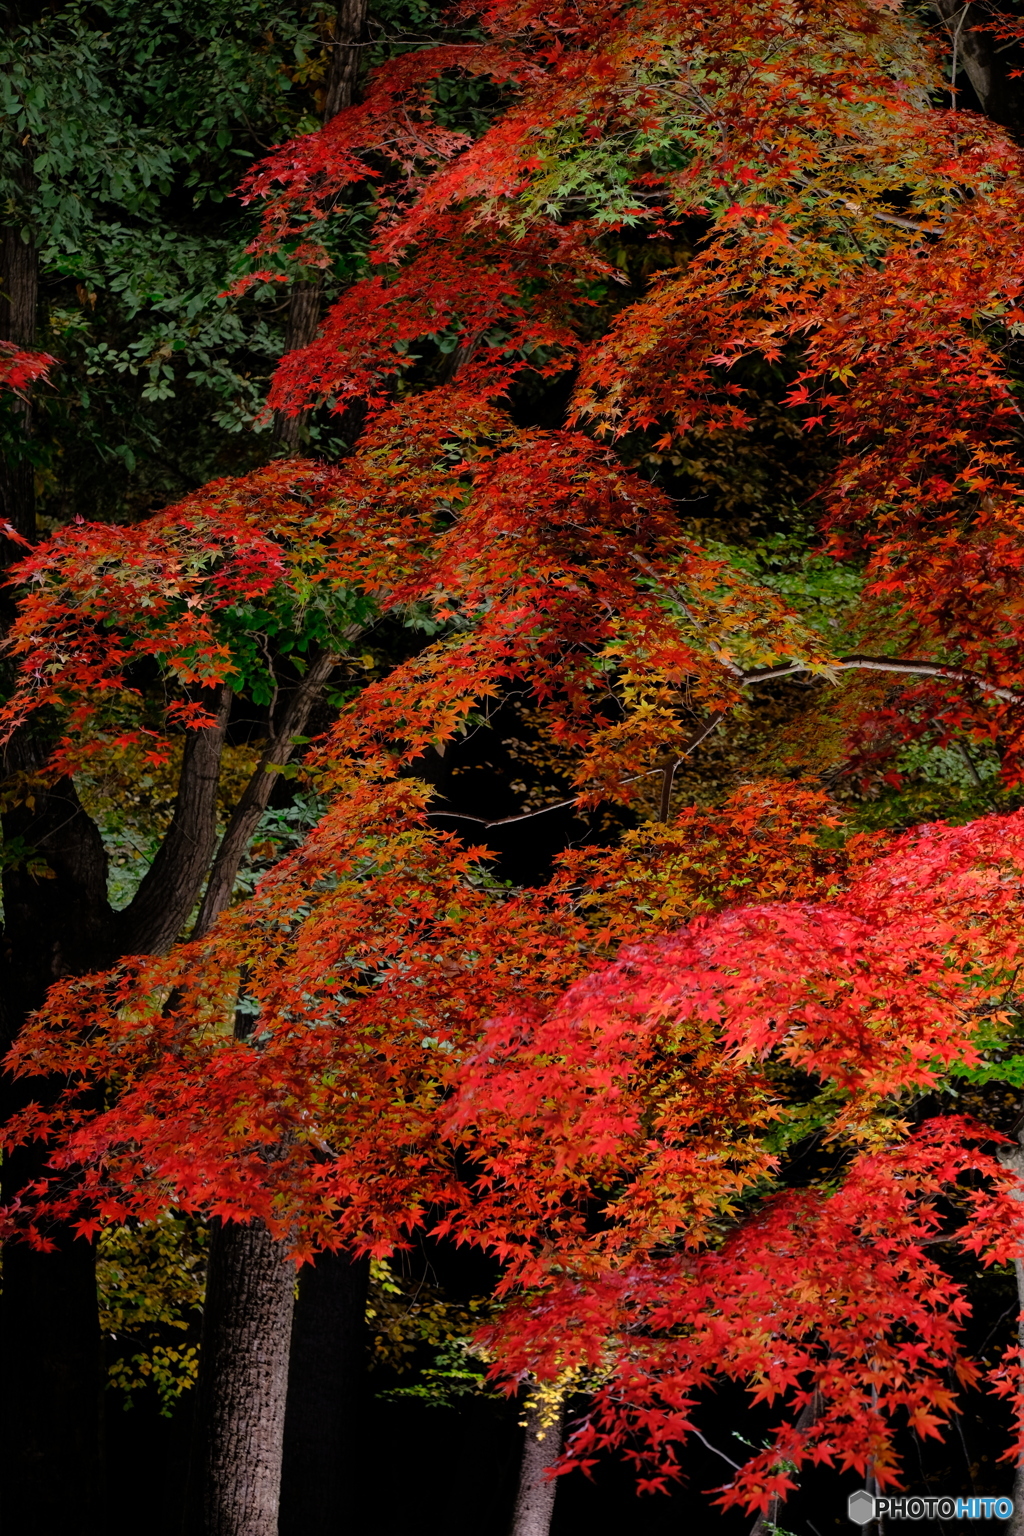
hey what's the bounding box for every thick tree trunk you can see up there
[182,1220,297,1536]
[510,1398,564,1536]
[278,1250,371,1536]
[0,775,115,1536]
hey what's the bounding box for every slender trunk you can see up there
[278,1250,371,1536]
[193,651,339,936]
[510,1398,564,1536]
[182,1220,296,1536]
[119,684,232,955]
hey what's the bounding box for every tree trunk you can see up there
[182,1220,297,1536]
[510,1397,564,1536]
[278,1250,371,1536]
[0,169,39,546]
[119,684,232,955]
[0,710,237,1532]
[0,775,115,1536]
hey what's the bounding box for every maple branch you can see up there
[629,552,746,679]
[690,1430,742,1471]
[427,794,584,831]
[739,653,1024,704]
[658,711,727,822]
[118,684,232,956]
[193,646,344,938]
[428,715,725,830]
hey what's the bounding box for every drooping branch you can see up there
[117,684,232,956]
[192,648,342,938]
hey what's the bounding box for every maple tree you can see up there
[9,0,1024,1533]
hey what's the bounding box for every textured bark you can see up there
[118,684,232,954]
[510,1399,564,1536]
[183,1220,297,1536]
[0,776,115,1536]
[0,170,39,547]
[278,1250,371,1536]
[321,0,369,121]
[273,0,368,450]
[273,280,324,450]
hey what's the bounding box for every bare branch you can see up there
[658,711,726,822]
[428,713,725,831]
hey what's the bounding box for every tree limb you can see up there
[740,652,1024,703]
[118,684,232,956]
[193,648,342,938]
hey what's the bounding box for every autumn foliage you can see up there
[8,0,1024,1518]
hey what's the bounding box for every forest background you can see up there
[7,1,1024,1534]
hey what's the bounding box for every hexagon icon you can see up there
[847,1490,875,1526]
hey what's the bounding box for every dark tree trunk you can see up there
[509,1399,564,1536]
[0,169,39,546]
[0,775,115,1536]
[278,1250,371,1536]
[273,0,368,451]
[0,702,237,1530]
[0,1234,106,1536]
[183,1220,297,1536]
[321,0,368,122]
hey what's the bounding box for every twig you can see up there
[691,1429,743,1471]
